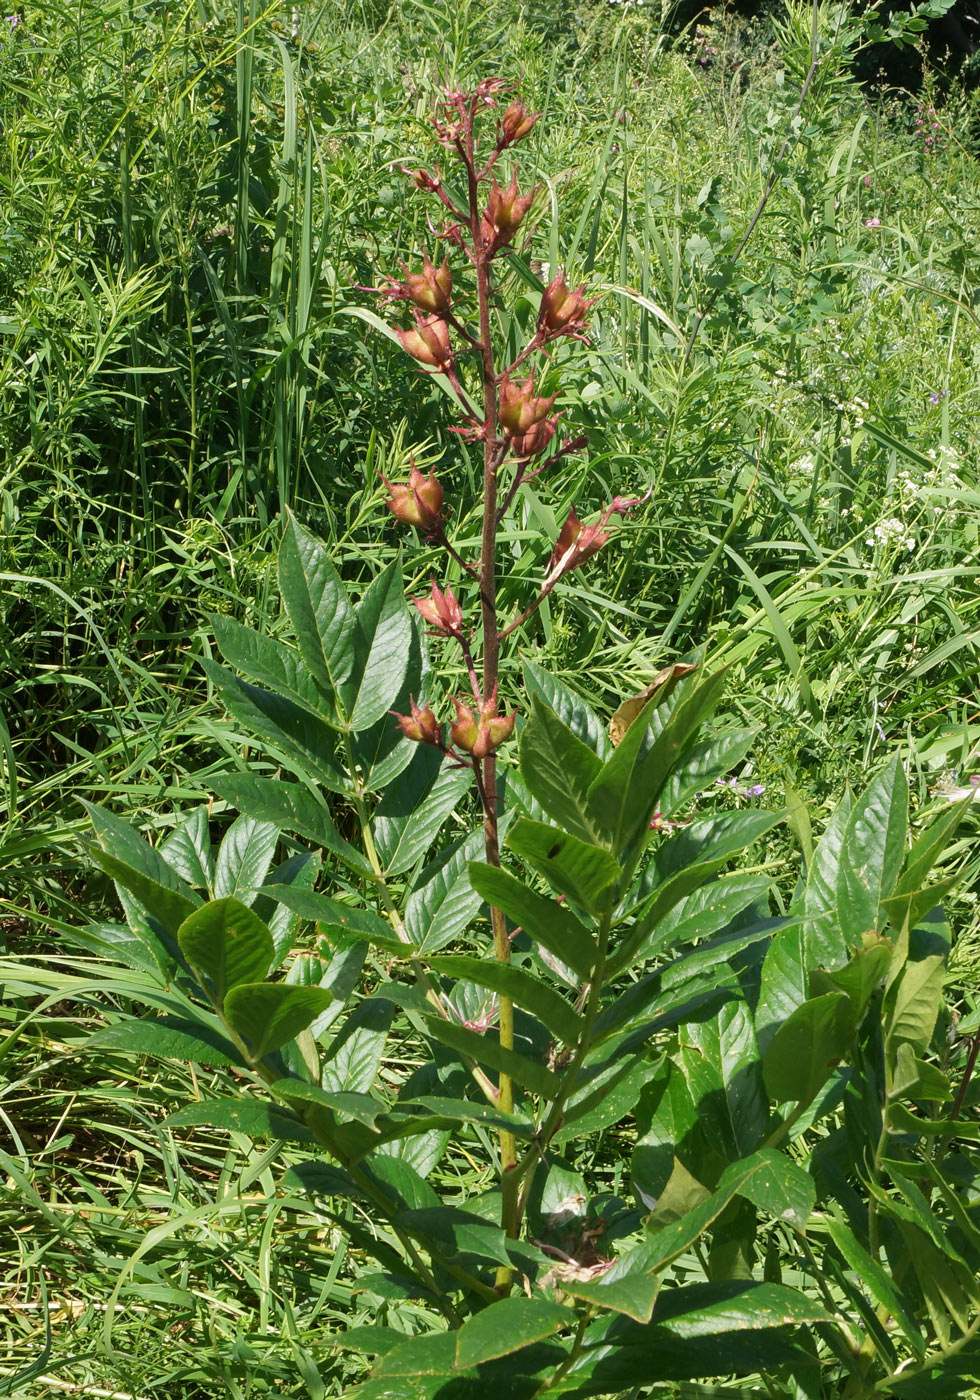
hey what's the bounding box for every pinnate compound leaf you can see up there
[762,993,854,1105]
[507,818,621,915]
[430,954,583,1045]
[372,747,472,876]
[211,774,371,874]
[211,613,329,717]
[213,816,278,904]
[455,1298,570,1369]
[278,510,354,694]
[519,697,605,845]
[167,1096,314,1143]
[91,1016,245,1067]
[467,861,597,980]
[223,983,334,1058]
[202,658,348,793]
[342,558,413,732]
[837,754,907,945]
[589,668,728,852]
[177,897,274,1001]
[83,801,200,935]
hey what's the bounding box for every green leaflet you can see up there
[166,1096,315,1144]
[837,754,907,945]
[277,510,355,697]
[372,747,473,875]
[223,983,335,1058]
[506,817,622,916]
[454,1298,570,1369]
[177,897,275,1002]
[90,1016,245,1067]
[405,828,487,954]
[587,667,728,854]
[762,993,854,1106]
[430,954,583,1045]
[213,815,278,904]
[211,773,372,875]
[467,861,598,980]
[519,696,606,846]
[212,611,331,719]
[339,557,414,732]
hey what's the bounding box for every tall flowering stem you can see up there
[381,79,623,1280]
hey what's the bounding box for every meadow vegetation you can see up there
[3,0,980,1395]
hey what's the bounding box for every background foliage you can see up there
[3,0,980,1395]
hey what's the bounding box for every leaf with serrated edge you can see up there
[223,983,334,1059]
[278,511,354,695]
[523,657,610,757]
[373,749,472,876]
[91,1017,244,1067]
[455,1298,570,1369]
[166,1097,314,1142]
[507,817,621,915]
[213,816,278,905]
[468,861,597,980]
[519,697,606,845]
[405,829,486,954]
[177,897,274,1001]
[837,755,907,945]
[343,559,413,733]
[212,774,370,874]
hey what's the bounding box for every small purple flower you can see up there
[5,13,18,28]
[748,784,766,798]
[865,217,881,229]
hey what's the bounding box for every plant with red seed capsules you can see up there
[380,79,639,1269]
